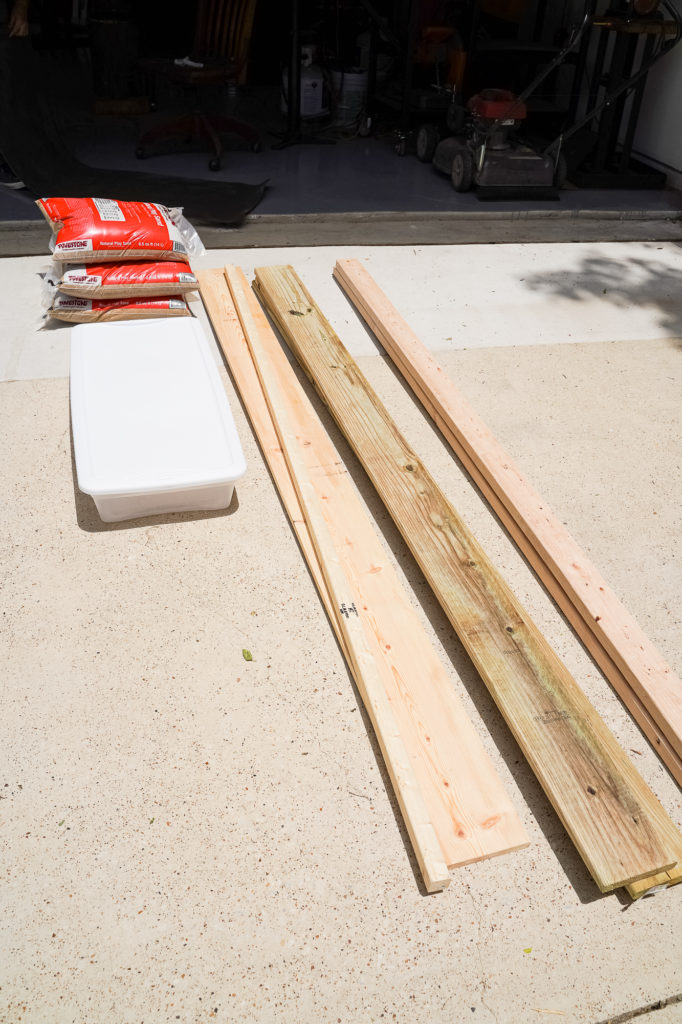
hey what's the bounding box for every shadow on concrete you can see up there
[523,245,682,340]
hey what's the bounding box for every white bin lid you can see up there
[70,317,246,497]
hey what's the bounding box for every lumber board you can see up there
[254,263,682,893]
[197,269,339,645]
[626,862,682,899]
[235,283,449,895]
[198,267,529,891]
[199,270,447,892]
[333,257,682,768]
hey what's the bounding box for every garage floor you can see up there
[2,240,681,1024]
[3,117,682,222]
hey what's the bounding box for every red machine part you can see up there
[467,89,527,121]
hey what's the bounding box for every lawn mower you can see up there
[417,0,682,197]
[427,87,560,195]
[414,0,594,199]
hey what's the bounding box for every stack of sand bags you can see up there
[38,197,202,323]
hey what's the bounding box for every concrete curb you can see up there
[2,207,681,256]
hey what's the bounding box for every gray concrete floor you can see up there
[2,241,681,1024]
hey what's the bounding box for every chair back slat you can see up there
[192,0,257,73]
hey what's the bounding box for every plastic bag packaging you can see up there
[48,293,191,323]
[37,197,205,262]
[168,207,206,258]
[45,259,198,298]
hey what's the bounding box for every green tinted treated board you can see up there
[254,264,682,893]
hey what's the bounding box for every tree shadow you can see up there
[523,245,682,340]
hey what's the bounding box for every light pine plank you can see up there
[333,257,682,767]
[224,266,528,873]
[199,267,529,890]
[254,263,682,893]
[197,269,337,637]
[222,266,450,893]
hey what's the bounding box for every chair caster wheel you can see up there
[208,157,221,171]
[135,146,146,160]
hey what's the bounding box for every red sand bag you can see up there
[49,294,191,323]
[55,260,198,298]
[37,197,203,263]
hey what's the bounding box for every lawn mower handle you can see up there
[485,0,598,144]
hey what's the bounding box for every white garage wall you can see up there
[633,0,682,186]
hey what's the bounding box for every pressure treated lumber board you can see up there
[198,267,529,889]
[333,258,682,767]
[626,862,682,900]
[254,263,682,893]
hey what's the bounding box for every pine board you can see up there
[198,267,529,891]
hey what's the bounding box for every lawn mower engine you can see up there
[430,89,558,196]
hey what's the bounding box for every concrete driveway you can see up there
[2,239,681,1024]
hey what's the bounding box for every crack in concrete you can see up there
[466,882,500,1024]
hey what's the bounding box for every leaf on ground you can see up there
[523,947,532,954]
[242,649,253,662]
[58,820,65,827]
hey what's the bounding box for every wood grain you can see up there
[333,257,682,773]
[254,263,682,893]
[198,267,529,891]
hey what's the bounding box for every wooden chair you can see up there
[136,0,260,171]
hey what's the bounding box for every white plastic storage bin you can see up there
[70,317,246,522]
